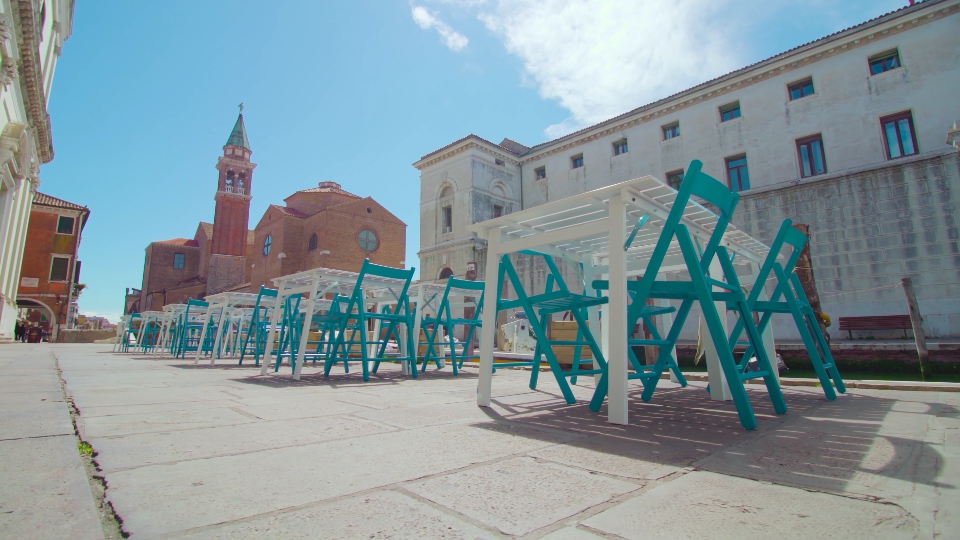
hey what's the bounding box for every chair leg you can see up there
[778,267,840,399]
[676,227,759,430]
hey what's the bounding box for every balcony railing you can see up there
[223,185,246,195]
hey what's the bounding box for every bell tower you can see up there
[208,105,256,293]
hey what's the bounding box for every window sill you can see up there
[660,136,682,145]
[886,152,920,161]
[718,117,743,127]
[786,93,818,105]
[869,66,904,78]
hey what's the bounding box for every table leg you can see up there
[477,233,500,407]
[754,266,780,384]
[195,308,213,364]
[211,304,228,365]
[607,193,629,425]
[584,263,603,385]
[260,295,284,375]
[704,258,732,400]
[294,293,317,380]
[410,288,424,375]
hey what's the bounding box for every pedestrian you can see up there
[21,324,29,343]
[13,322,21,342]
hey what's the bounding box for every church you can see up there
[136,110,405,311]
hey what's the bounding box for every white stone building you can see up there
[0,0,73,341]
[415,0,960,339]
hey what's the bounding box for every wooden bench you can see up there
[838,315,913,339]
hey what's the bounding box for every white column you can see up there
[477,232,500,407]
[704,257,731,401]
[607,194,629,425]
[409,286,425,376]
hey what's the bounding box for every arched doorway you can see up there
[16,298,57,340]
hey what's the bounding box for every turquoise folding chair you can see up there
[271,293,304,373]
[176,299,211,359]
[726,219,846,399]
[419,278,485,376]
[324,259,417,381]
[119,314,141,353]
[299,294,346,366]
[239,286,278,366]
[495,251,608,405]
[590,159,787,430]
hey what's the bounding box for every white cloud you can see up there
[480,0,745,138]
[411,5,470,51]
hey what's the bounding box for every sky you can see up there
[41,0,907,323]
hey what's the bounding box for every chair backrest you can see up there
[745,218,808,304]
[638,159,740,289]
[351,259,416,316]
[440,277,486,319]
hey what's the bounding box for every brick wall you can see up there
[248,197,406,291]
[140,243,201,309]
[732,149,960,338]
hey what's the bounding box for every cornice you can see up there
[520,1,959,163]
[214,191,252,202]
[415,139,521,171]
[13,0,53,163]
[216,155,258,170]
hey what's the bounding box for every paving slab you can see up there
[581,470,919,539]
[406,456,638,536]
[105,422,577,535]
[79,406,257,438]
[0,435,103,539]
[91,414,398,472]
[178,489,495,539]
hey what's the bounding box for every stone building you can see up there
[138,111,256,310]
[17,191,88,340]
[0,0,73,341]
[415,0,960,338]
[248,181,406,291]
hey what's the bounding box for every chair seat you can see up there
[635,305,676,317]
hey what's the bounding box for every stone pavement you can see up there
[5,344,959,539]
[0,345,104,539]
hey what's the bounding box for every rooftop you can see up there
[225,112,251,150]
[33,192,88,212]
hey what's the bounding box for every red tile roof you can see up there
[154,238,200,247]
[33,192,88,212]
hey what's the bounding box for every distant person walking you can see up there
[13,322,22,342]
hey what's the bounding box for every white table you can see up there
[468,175,774,425]
[263,267,413,379]
[195,292,260,364]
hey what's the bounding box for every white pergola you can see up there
[468,175,777,426]
[194,292,260,364]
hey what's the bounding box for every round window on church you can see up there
[263,235,272,256]
[358,229,378,252]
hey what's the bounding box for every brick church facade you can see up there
[136,111,405,312]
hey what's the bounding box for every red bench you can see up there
[838,315,913,339]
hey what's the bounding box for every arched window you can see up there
[263,235,272,256]
[238,173,246,190]
[308,233,318,251]
[438,185,454,235]
[439,186,453,199]
[439,267,454,280]
[358,229,378,252]
[226,171,234,187]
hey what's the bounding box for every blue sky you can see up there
[41,0,906,322]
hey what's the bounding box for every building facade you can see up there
[0,0,73,341]
[415,0,960,338]
[248,181,406,292]
[17,191,87,340]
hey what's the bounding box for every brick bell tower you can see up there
[208,105,256,294]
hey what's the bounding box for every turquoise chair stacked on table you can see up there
[270,293,304,373]
[590,159,787,430]
[324,259,417,381]
[119,313,141,353]
[176,299,212,359]
[725,218,846,399]
[419,278,485,376]
[239,286,279,366]
[495,251,608,405]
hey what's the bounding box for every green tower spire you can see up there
[225,104,250,150]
